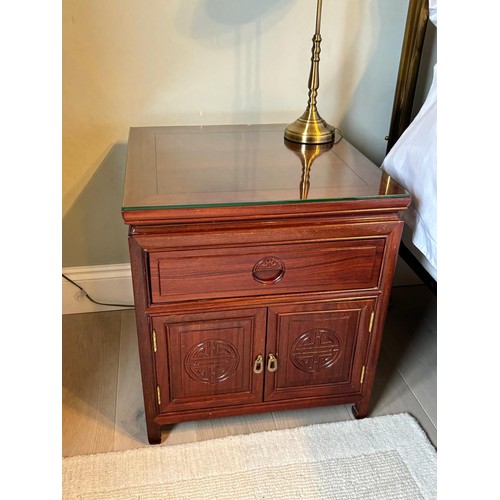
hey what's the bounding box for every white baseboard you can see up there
[62,264,134,314]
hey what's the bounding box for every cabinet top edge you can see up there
[122,124,409,218]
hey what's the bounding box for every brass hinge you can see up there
[152,329,157,353]
[156,385,161,406]
[368,311,375,333]
[360,365,366,385]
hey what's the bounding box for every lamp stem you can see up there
[284,0,335,145]
[315,0,323,34]
[307,3,323,115]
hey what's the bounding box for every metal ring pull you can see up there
[253,355,264,374]
[267,353,278,372]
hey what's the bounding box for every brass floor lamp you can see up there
[284,0,336,145]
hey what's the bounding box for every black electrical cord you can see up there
[62,273,135,309]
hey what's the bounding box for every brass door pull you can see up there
[253,355,264,374]
[267,353,278,372]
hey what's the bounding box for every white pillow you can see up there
[381,65,437,272]
[429,0,437,26]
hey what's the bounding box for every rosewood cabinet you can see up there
[122,124,410,444]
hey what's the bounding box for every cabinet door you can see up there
[264,299,374,402]
[152,308,266,413]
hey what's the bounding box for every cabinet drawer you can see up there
[149,239,384,303]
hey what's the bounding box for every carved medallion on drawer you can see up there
[252,256,286,284]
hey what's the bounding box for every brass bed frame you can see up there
[387,0,436,294]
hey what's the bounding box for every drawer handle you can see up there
[252,257,286,285]
[253,355,264,374]
[267,353,278,372]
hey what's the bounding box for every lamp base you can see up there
[284,107,335,145]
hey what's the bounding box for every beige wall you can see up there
[63,0,412,267]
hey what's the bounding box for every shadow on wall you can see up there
[187,0,291,39]
[174,0,292,125]
[62,143,130,268]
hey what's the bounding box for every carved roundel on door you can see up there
[291,328,342,373]
[185,340,240,384]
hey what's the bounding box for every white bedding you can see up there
[381,0,437,278]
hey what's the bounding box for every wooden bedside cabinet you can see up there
[122,124,410,444]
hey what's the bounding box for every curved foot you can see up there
[146,425,162,445]
[352,402,368,420]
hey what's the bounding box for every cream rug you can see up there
[63,413,436,500]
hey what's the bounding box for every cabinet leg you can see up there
[146,423,162,445]
[352,401,369,419]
